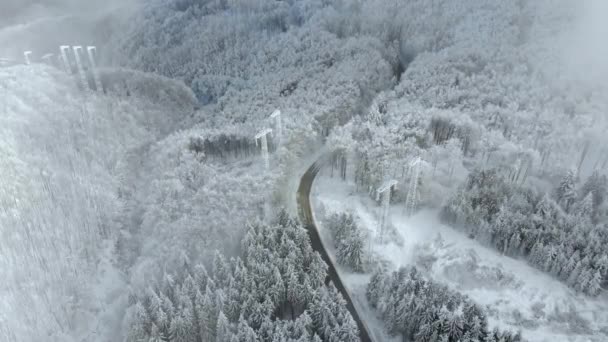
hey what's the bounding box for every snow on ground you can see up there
[0,63,193,342]
[312,172,608,342]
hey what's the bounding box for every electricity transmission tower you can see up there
[405,157,422,217]
[376,179,398,244]
[270,109,282,145]
[255,128,273,170]
[41,53,55,66]
[72,46,89,91]
[86,46,103,92]
[59,45,72,73]
[23,51,32,65]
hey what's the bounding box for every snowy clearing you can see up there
[312,173,608,342]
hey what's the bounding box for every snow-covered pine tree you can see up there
[559,253,579,281]
[581,170,607,208]
[195,290,210,341]
[290,311,313,340]
[336,228,365,272]
[148,323,165,342]
[597,255,608,278]
[236,316,258,342]
[535,194,556,220]
[308,252,328,289]
[203,285,220,341]
[213,250,232,288]
[169,313,191,342]
[508,233,522,256]
[286,272,301,319]
[216,311,232,342]
[543,246,556,273]
[257,317,274,341]
[334,313,360,342]
[445,308,464,341]
[155,306,170,340]
[268,266,285,309]
[193,264,209,291]
[585,270,603,296]
[556,170,577,212]
[366,270,385,307]
[567,261,583,287]
[225,284,242,322]
[160,292,175,326]
[550,251,565,277]
[528,242,544,268]
[575,269,592,293]
[573,193,594,224]
[182,274,197,302]
[126,302,149,342]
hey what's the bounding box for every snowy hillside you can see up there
[2,0,608,341]
[0,64,194,341]
[313,174,608,341]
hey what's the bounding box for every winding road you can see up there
[297,155,373,342]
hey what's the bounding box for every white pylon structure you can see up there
[376,179,398,244]
[59,45,72,73]
[72,46,89,91]
[23,51,32,65]
[41,53,55,66]
[255,128,273,170]
[270,109,282,145]
[86,46,103,92]
[366,225,375,264]
[405,157,423,217]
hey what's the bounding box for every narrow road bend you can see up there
[297,155,373,342]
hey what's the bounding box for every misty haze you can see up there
[1,1,608,341]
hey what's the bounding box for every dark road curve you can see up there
[297,156,373,342]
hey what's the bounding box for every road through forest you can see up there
[297,155,374,342]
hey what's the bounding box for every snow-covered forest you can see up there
[442,169,608,296]
[2,0,608,341]
[367,267,523,342]
[126,212,358,342]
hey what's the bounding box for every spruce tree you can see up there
[236,316,258,342]
[573,193,594,223]
[195,289,212,341]
[586,270,603,296]
[213,251,231,288]
[148,323,164,342]
[336,229,365,272]
[126,302,149,342]
[581,170,607,208]
[169,314,191,342]
[567,262,583,287]
[556,170,577,212]
[216,311,232,342]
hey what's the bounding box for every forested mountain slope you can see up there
[2,0,608,341]
[0,65,195,341]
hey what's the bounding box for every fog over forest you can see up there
[1,1,608,342]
